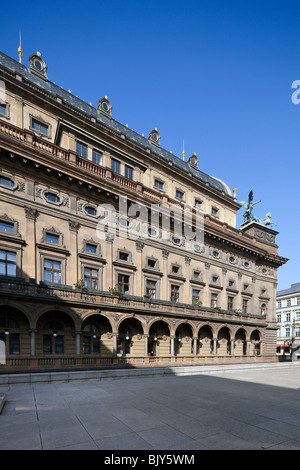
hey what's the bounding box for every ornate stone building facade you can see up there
[0,49,287,372]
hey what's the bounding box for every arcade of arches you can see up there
[0,305,262,369]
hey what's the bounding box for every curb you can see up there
[0,361,299,385]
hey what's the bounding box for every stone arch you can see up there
[0,305,31,356]
[148,320,170,357]
[81,313,113,356]
[217,326,231,355]
[234,328,247,355]
[175,323,193,356]
[117,317,144,356]
[35,304,80,330]
[198,324,214,355]
[250,329,261,356]
[35,309,76,356]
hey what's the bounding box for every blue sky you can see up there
[1,0,299,290]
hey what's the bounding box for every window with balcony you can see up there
[44,259,61,284]
[125,165,133,180]
[176,189,184,200]
[170,284,180,302]
[0,250,16,277]
[111,159,120,174]
[84,267,98,290]
[211,293,218,308]
[32,118,49,136]
[154,179,164,190]
[92,150,102,165]
[146,280,157,300]
[118,274,130,294]
[192,289,201,305]
[227,296,234,311]
[77,142,88,159]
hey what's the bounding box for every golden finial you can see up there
[182,140,185,161]
[233,188,237,200]
[18,31,23,64]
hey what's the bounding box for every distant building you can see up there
[276,283,300,357]
[0,47,288,372]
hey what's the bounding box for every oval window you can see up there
[0,176,14,188]
[45,192,60,203]
[85,206,97,216]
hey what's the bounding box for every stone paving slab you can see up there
[0,362,300,450]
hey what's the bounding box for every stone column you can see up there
[170,335,175,356]
[76,332,81,355]
[113,333,118,357]
[30,329,36,356]
[24,206,39,281]
[144,334,149,356]
[213,338,217,355]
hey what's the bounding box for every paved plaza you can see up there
[0,363,300,450]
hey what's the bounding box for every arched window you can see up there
[43,321,64,355]
[82,324,100,354]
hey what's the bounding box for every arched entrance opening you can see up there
[217,327,231,355]
[250,330,261,356]
[148,320,170,356]
[0,306,30,356]
[198,325,213,355]
[235,328,247,355]
[81,314,113,356]
[36,310,75,355]
[118,318,144,356]
[175,323,193,356]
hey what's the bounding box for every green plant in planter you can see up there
[108,284,123,296]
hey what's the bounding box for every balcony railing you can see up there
[0,278,266,323]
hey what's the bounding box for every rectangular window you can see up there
[287,299,291,307]
[125,165,133,180]
[111,159,120,174]
[84,267,98,290]
[85,243,97,253]
[170,284,180,302]
[176,190,184,200]
[119,252,129,261]
[286,312,291,322]
[242,299,248,313]
[146,280,157,300]
[227,296,234,311]
[92,150,102,165]
[211,293,218,308]
[118,274,130,294]
[9,334,20,355]
[0,103,6,116]
[147,259,156,269]
[211,207,218,216]
[76,142,88,159]
[277,314,281,322]
[44,259,61,284]
[45,233,59,244]
[195,199,202,209]
[297,298,300,306]
[0,250,17,277]
[0,221,14,233]
[192,289,201,305]
[32,118,48,136]
[286,328,290,337]
[154,179,164,190]
[277,301,282,308]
